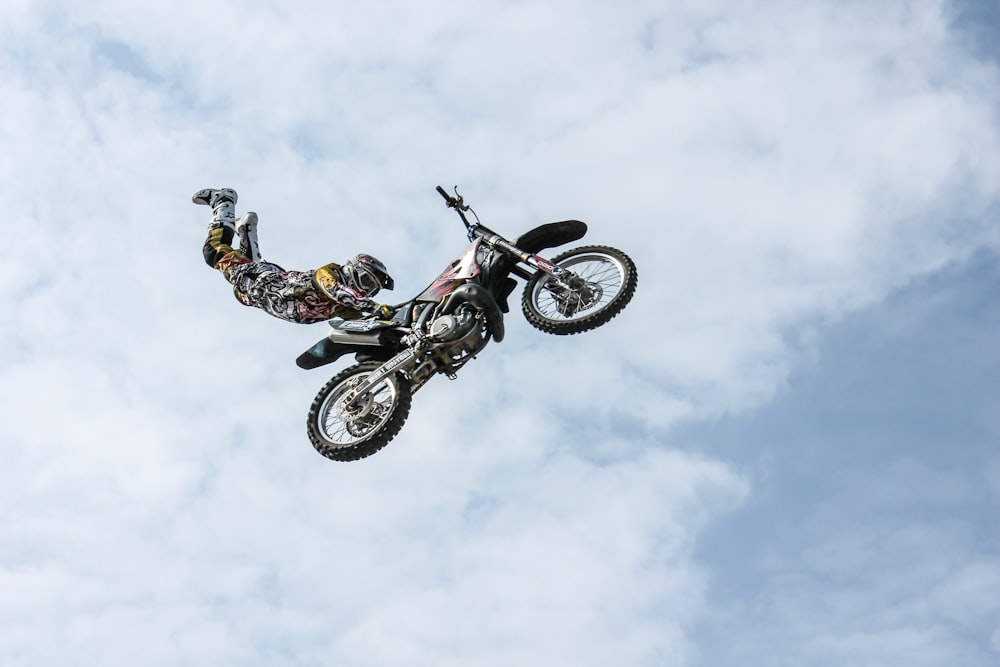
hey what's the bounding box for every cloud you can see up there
[1,0,997,665]
[686,253,1000,666]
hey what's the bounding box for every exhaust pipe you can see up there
[441,284,505,342]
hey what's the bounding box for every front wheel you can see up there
[522,245,638,335]
[307,361,412,462]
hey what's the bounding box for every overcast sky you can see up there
[1,1,998,665]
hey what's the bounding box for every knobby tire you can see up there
[522,245,638,335]
[307,361,412,462]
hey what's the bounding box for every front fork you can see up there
[508,247,588,294]
[474,228,580,286]
[496,240,595,315]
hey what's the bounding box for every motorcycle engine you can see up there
[429,308,477,342]
[430,314,464,341]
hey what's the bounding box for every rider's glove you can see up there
[374,303,395,320]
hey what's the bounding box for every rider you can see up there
[195,187,395,324]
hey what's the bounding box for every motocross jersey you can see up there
[204,227,368,324]
[229,262,367,324]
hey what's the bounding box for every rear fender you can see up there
[296,338,391,370]
[297,322,402,370]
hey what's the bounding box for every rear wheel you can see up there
[307,361,412,462]
[522,245,637,335]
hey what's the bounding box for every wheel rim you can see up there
[318,372,399,446]
[530,252,627,322]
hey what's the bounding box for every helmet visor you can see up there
[355,265,382,297]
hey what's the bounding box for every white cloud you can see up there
[1,0,997,665]
[698,521,1000,667]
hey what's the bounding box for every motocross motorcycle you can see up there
[298,186,638,461]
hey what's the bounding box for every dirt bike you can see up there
[298,186,638,461]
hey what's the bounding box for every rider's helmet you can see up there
[340,253,395,298]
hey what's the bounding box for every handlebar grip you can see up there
[435,185,453,204]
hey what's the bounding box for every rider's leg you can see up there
[194,188,316,321]
[196,188,250,271]
[236,211,261,263]
[193,187,238,228]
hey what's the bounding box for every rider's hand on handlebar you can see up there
[374,303,395,320]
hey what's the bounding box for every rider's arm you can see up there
[322,285,396,320]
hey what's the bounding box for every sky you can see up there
[0,1,997,665]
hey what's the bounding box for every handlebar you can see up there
[436,184,468,210]
[435,185,478,232]
[435,185,454,205]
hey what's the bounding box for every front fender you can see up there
[514,220,587,254]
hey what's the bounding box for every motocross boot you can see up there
[193,187,238,232]
[192,187,237,207]
[236,211,261,262]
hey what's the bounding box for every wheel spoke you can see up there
[318,373,398,447]
[307,360,414,462]
[534,253,626,322]
[522,245,637,336]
